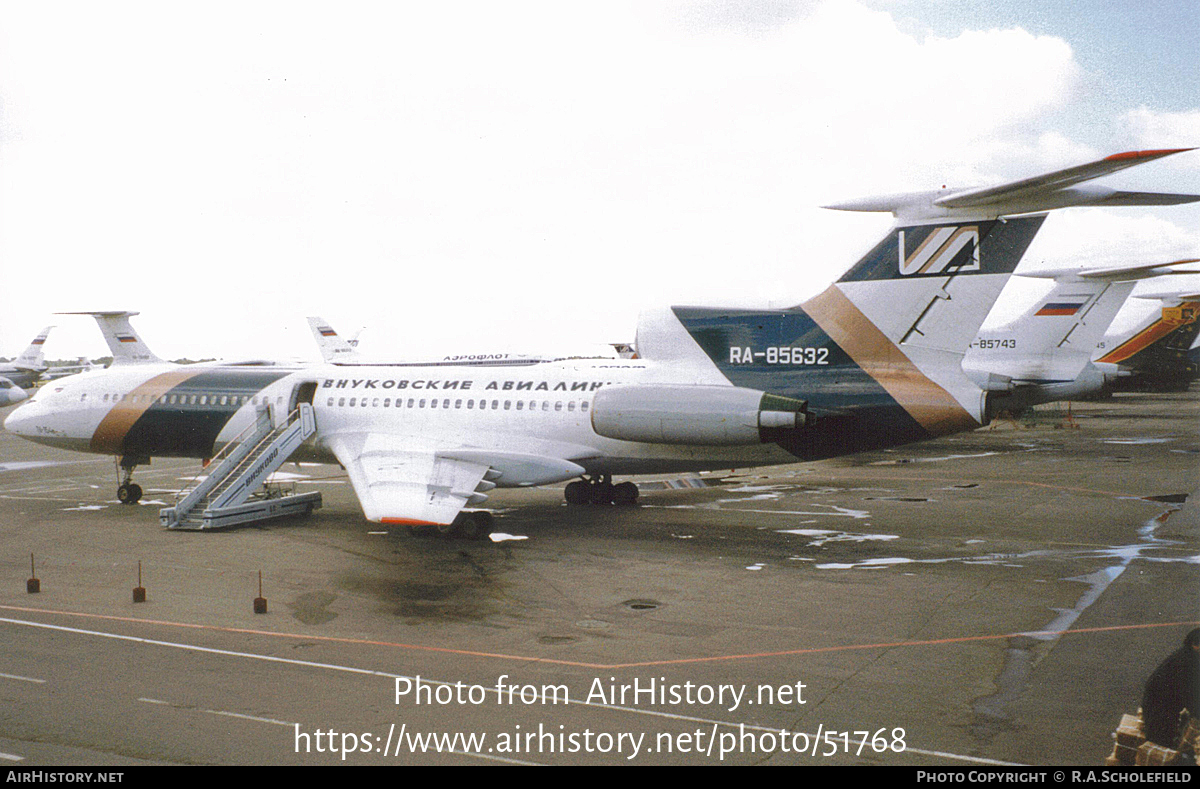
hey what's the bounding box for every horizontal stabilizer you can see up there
[1082,190,1200,207]
[1134,291,1200,303]
[825,149,1198,222]
[57,311,162,365]
[1024,259,1200,281]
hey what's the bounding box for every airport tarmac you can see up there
[0,391,1197,766]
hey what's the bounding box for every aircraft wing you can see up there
[326,432,494,525]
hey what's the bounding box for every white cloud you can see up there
[0,1,1192,363]
[1122,106,1200,164]
[1020,209,1200,271]
[982,208,1200,329]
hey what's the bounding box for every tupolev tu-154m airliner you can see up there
[5,150,1197,537]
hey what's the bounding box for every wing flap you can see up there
[328,433,491,525]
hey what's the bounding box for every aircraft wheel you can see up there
[612,481,639,506]
[564,480,590,505]
[117,483,142,505]
[461,511,494,541]
[591,481,615,505]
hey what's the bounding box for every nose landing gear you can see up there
[115,456,145,505]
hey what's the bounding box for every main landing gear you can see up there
[564,475,639,506]
[408,510,495,541]
[115,457,144,505]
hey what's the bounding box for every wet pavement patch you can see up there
[537,635,578,645]
[1143,493,1190,504]
[337,574,505,623]
[623,599,660,611]
[288,590,339,625]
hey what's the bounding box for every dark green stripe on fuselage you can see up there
[121,369,292,458]
[673,306,929,460]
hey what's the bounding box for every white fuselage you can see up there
[3,359,797,480]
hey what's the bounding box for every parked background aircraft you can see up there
[6,150,1196,535]
[0,377,27,406]
[1094,291,1200,391]
[0,326,53,389]
[965,260,1199,413]
[41,357,101,381]
[307,315,613,367]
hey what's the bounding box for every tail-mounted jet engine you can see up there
[590,384,808,445]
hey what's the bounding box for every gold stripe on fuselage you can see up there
[802,285,978,436]
[89,368,208,455]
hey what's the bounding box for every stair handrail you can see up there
[204,404,314,508]
[169,405,278,504]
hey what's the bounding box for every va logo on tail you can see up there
[898,225,980,276]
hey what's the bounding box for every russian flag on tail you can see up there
[1035,300,1088,317]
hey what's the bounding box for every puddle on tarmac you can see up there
[870,452,1000,465]
[337,556,514,623]
[0,461,72,472]
[966,496,1194,745]
[863,496,933,502]
[636,477,719,491]
[778,528,899,548]
[489,532,528,543]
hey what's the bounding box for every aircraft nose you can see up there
[3,400,35,433]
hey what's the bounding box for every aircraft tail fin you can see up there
[828,215,1044,356]
[965,271,1146,386]
[654,151,1195,453]
[307,316,361,363]
[1096,294,1200,367]
[58,312,162,365]
[12,326,53,371]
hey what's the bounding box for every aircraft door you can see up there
[290,381,318,412]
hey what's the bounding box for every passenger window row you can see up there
[99,392,286,407]
[325,396,590,413]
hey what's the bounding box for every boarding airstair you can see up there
[160,403,322,530]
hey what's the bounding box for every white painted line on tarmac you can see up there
[139,696,296,727]
[0,671,46,684]
[204,709,297,727]
[3,615,1021,766]
[0,752,24,762]
[453,751,543,766]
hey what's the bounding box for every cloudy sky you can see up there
[1,0,1197,362]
